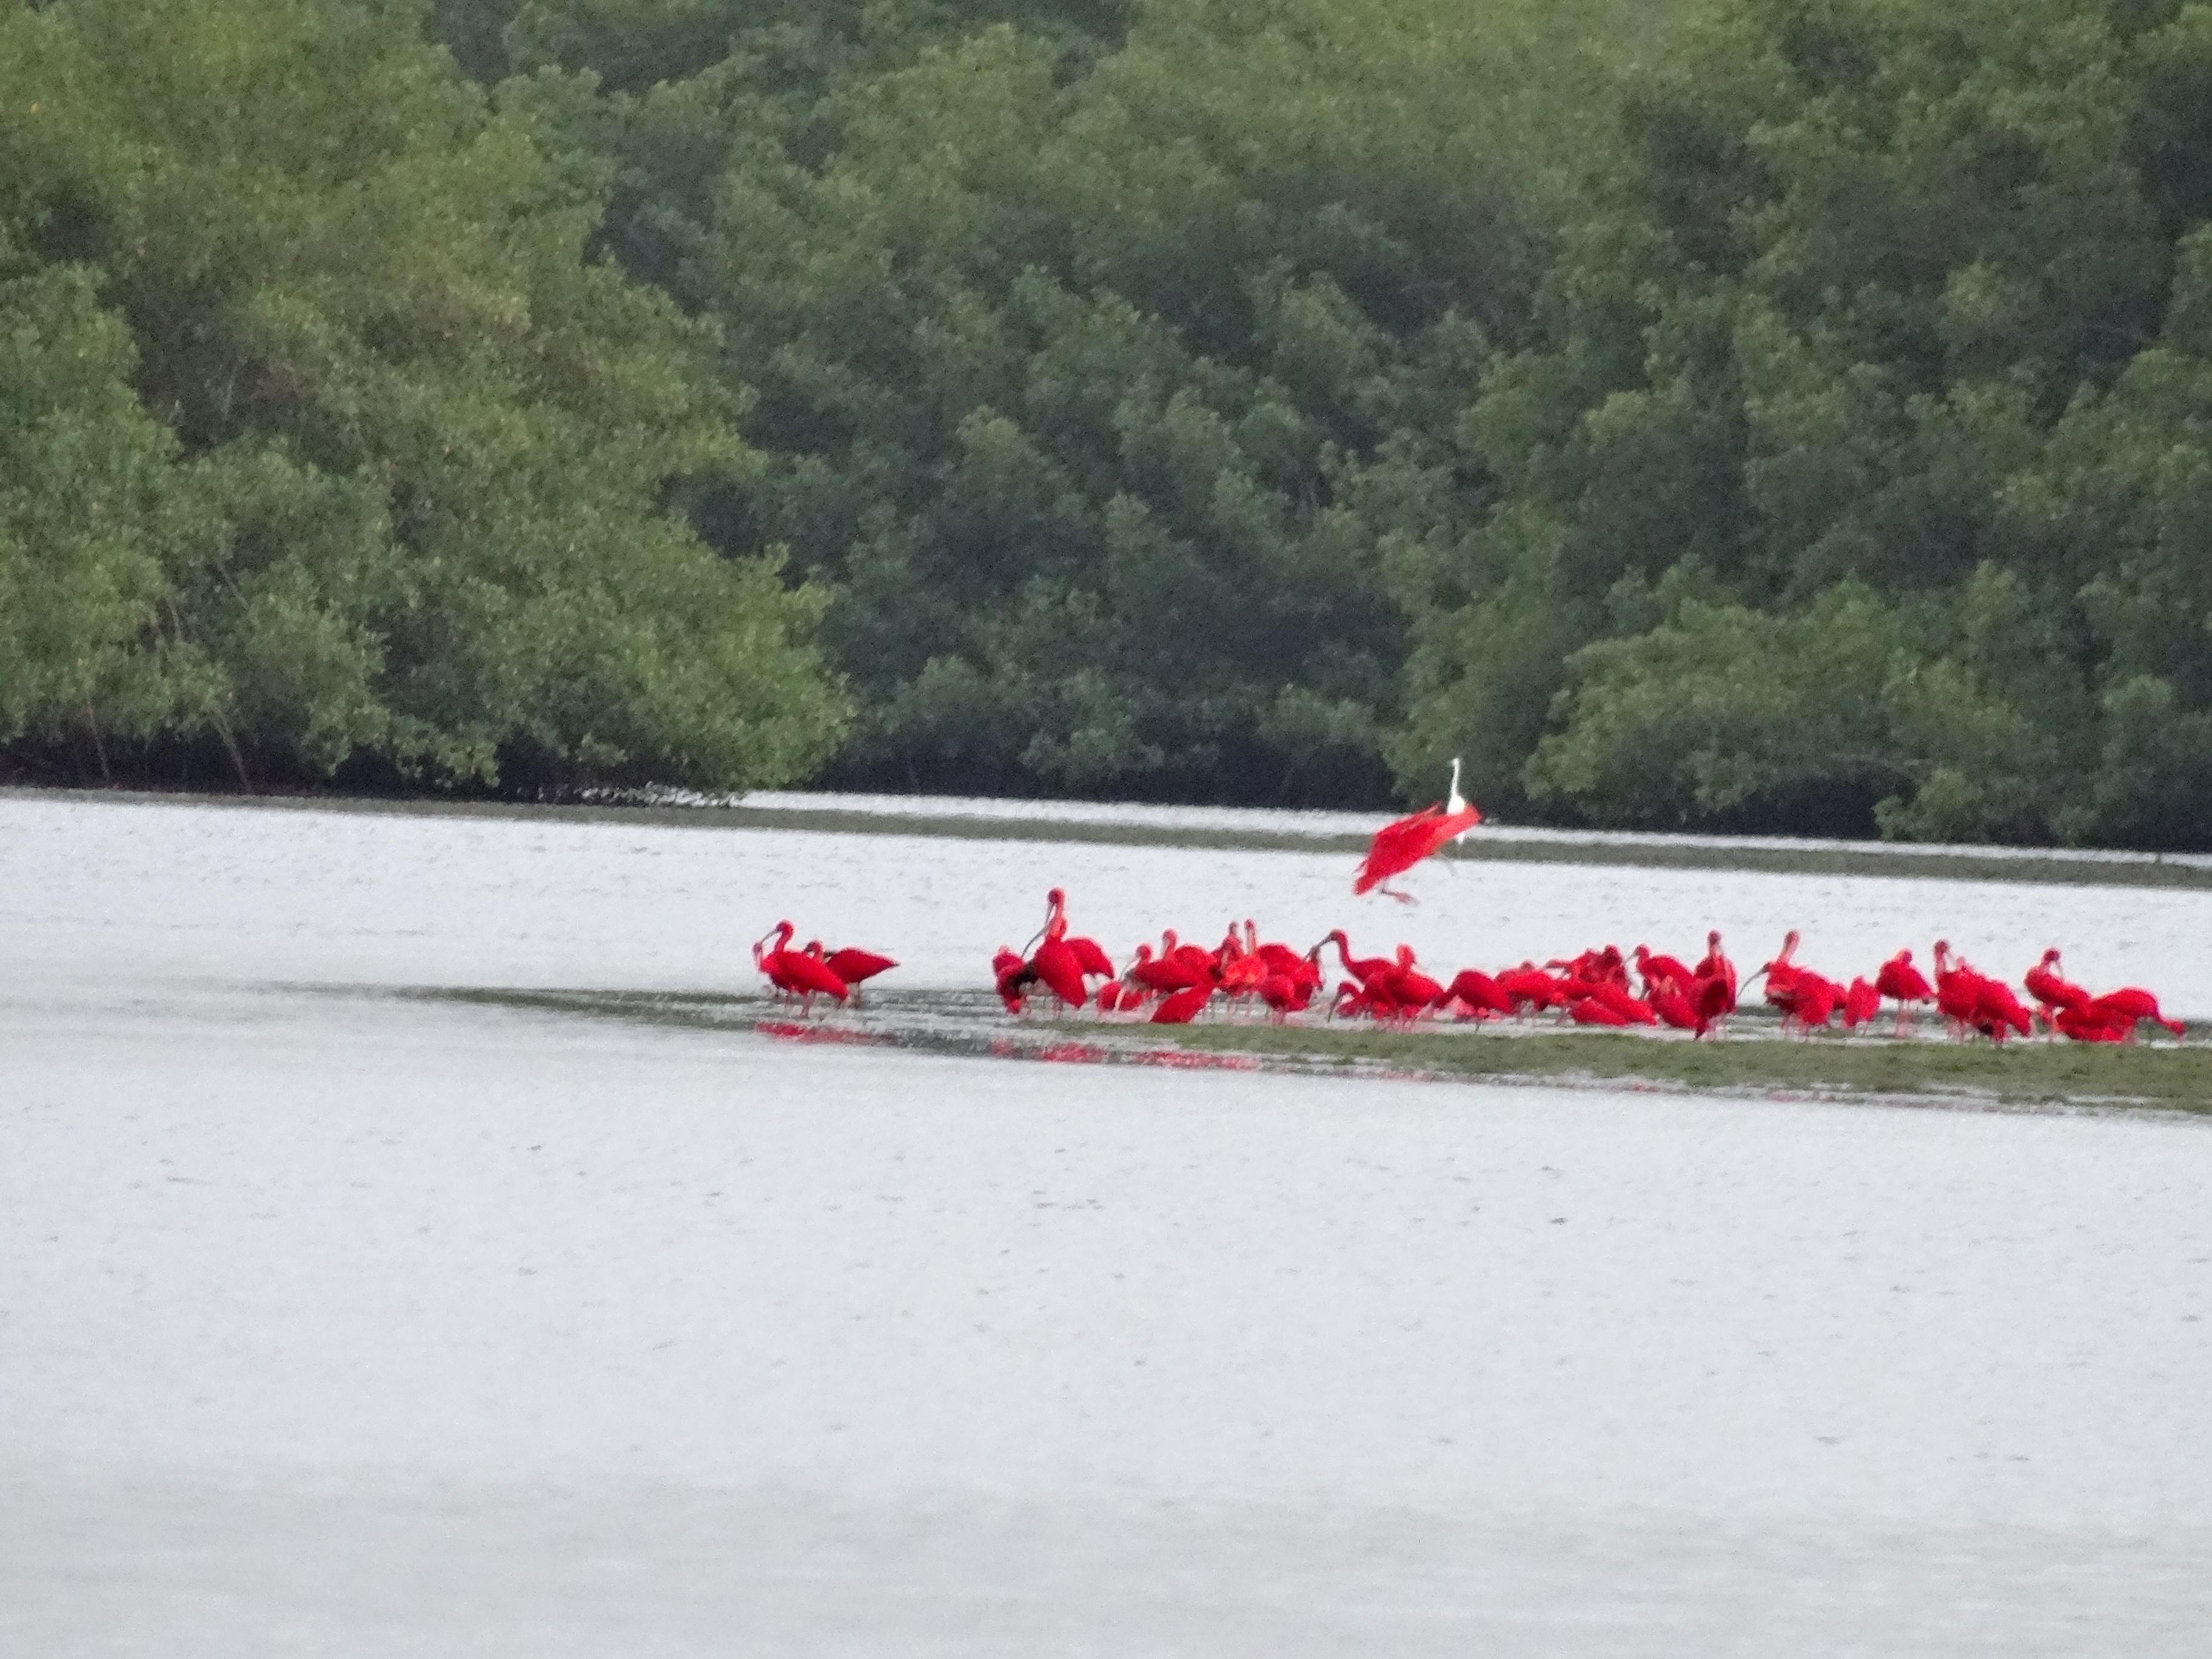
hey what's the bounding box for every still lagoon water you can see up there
[4,790,2209,1654]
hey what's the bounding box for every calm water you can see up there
[4,791,2210,1654]
[7,790,2210,1008]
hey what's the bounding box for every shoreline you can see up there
[10,782,2212,891]
[407,987,2211,1119]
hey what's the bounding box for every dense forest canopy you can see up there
[1439,0,2212,848]
[478,0,1620,803]
[0,0,846,791]
[6,0,2212,846]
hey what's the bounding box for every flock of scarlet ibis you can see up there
[754,765,2185,1042]
[751,919,897,1004]
[756,894,2187,1044]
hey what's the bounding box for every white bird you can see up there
[1447,756,1472,843]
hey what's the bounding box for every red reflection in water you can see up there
[1036,1041,1108,1064]
[1134,1050,1261,1071]
[756,1020,887,1047]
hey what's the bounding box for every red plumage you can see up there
[1352,802,1483,899]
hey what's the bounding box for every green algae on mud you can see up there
[406,986,2209,1116]
[1155,1022,2212,1112]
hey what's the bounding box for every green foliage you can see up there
[1,0,846,790]
[1526,582,1914,831]
[15,0,2212,843]
[0,264,186,751]
[474,0,1628,802]
[1402,0,2212,846]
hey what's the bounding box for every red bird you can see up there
[2023,950,2092,1024]
[1353,800,1483,902]
[1332,978,1399,1021]
[1694,931,1738,997]
[1578,979,1657,1026]
[1321,929,1395,988]
[1841,976,1882,1030]
[2054,1005,2132,1044]
[1257,969,1315,1020]
[1028,934,1090,1008]
[1690,931,1739,1034]
[1975,979,2034,1041]
[754,920,805,999]
[822,946,896,988]
[1634,944,1694,999]
[993,947,1037,1013]
[1931,940,1982,1035]
[1874,950,1934,1033]
[1758,930,1806,1019]
[1020,887,1117,1009]
[1550,945,1630,990]
[1649,980,1702,1032]
[1124,942,1204,996]
[756,920,848,1005]
[1443,968,1515,1019]
[1784,971,1842,1035]
[1690,971,1735,1037]
[1150,981,1216,1025]
[1497,964,1571,1016]
[2085,988,2187,1040]
[1378,944,1448,1013]
[1569,996,1633,1028]
[1931,942,2030,1042]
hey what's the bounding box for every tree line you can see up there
[7,0,2212,846]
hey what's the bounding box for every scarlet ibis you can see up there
[1691,971,1735,1037]
[754,921,806,1000]
[1649,980,1701,1031]
[1550,945,1630,990]
[1380,945,1448,1011]
[1931,940,1980,1034]
[1976,979,2034,1041]
[1756,930,1805,1017]
[1577,979,1657,1026]
[1150,981,1215,1024]
[1569,995,1633,1028]
[1931,942,2029,1042]
[1321,930,1393,987]
[1028,934,1090,1008]
[822,946,896,989]
[1693,931,1739,1007]
[1353,799,1481,901]
[1874,950,1934,1033]
[1257,971,1311,1020]
[1028,888,1114,1005]
[1443,968,1514,1019]
[756,921,846,1005]
[1783,971,1841,1034]
[2086,987,2186,1039]
[1497,964,1570,1016]
[2023,950,2091,1022]
[1842,977,1882,1030]
[993,947,1036,1013]
[2055,1004,2132,1043]
[1633,944,1693,997]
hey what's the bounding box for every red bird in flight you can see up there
[1353,800,1482,902]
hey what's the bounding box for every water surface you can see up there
[4,793,2210,1654]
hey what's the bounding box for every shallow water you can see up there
[750,785,2212,870]
[5,791,2211,1653]
[7,791,2211,1009]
